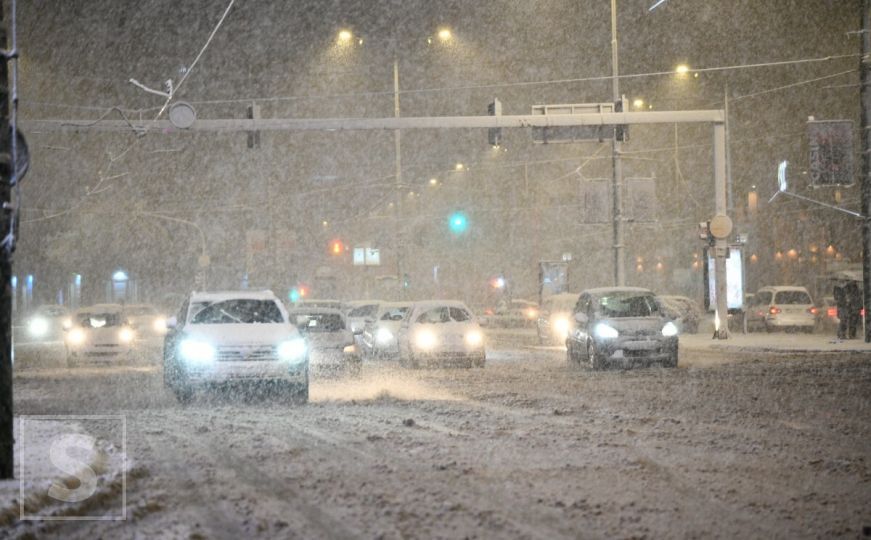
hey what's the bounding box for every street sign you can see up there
[531,103,616,143]
[807,119,854,187]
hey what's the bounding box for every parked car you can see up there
[64,304,136,366]
[289,307,362,377]
[124,304,167,338]
[163,290,309,403]
[657,295,701,334]
[25,304,70,341]
[345,301,381,334]
[397,301,485,368]
[537,293,580,345]
[361,302,412,360]
[745,286,816,333]
[566,287,679,370]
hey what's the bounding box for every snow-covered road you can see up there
[7,343,871,539]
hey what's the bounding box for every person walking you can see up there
[845,280,862,339]
[833,281,848,339]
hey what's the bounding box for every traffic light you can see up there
[448,212,468,235]
[698,221,714,246]
[289,288,300,303]
[615,95,629,142]
[487,98,502,147]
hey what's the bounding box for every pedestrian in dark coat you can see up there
[845,281,862,339]
[834,282,848,339]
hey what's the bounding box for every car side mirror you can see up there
[573,312,588,325]
[166,316,178,329]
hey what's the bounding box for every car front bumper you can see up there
[599,336,677,364]
[184,360,308,385]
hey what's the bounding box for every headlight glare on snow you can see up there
[661,321,679,337]
[375,327,394,345]
[67,328,86,346]
[277,339,307,362]
[414,328,437,350]
[180,339,217,365]
[118,327,135,343]
[594,323,619,339]
[465,329,483,347]
[28,317,49,337]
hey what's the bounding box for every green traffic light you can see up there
[448,212,468,234]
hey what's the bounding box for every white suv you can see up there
[163,290,309,402]
[746,286,816,333]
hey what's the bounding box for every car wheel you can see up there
[665,344,679,368]
[566,343,576,368]
[174,382,194,404]
[347,358,362,378]
[588,340,606,371]
[65,352,78,368]
[473,355,485,368]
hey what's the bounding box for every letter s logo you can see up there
[47,434,98,503]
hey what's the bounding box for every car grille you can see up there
[216,345,278,362]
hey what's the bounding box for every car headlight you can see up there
[152,317,168,333]
[375,327,394,345]
[28,317,49,337]
[66,328,85,346]
[414,328,437,350]
[553,316,570,334]
[465,329,483,347]
[179,339,216,365]
[594,323,619,339]
[62,318,73,330]
[277,339,306,362]
[662,321,679,337]
[118,327,135,343]
[343,344,357,354]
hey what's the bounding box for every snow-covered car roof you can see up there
[377,301,412,312]
[410,300,473,311]
[288,306,346,317]
[584,287,654,297]
[189,290,280,303]
[756,285,810,292]
[345,300,381,308]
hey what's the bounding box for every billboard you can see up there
[808,120,854,187]
[705,247,744,311]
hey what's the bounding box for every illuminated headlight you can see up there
[62,318,72,330]
[152,317,168,333]
[465,329,483,347]
[594,323,619,339]
[277,339,307,362]
[343,344,357,354]
[179,339,216,365]
[553,316,570,335]
[414,329,437,350]
[66,328,86,346]
[28,317,49,337]
[375,327,394,345]
[662,321,679,337]
[118,327,135,343]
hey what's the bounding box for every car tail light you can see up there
[862,308,866,318]
[827,307,837,318]
[807,307,819,316]
[769,306,781,315]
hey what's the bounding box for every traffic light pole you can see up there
[610,0,626,287]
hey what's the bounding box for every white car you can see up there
[746,286,816,333]
[289,307,362,377]
[397,301,486,368]
[64,304,136,366]
[163,290,309,403]
[361,302,412,360]
[25,304,70,342]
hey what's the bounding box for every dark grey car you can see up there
[566,287,679,370]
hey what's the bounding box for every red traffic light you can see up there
[330,240,344,255]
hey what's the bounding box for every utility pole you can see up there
[393,50,404,301]
[610,0,626,286]
[861,0,871,342]
[0,1,13,478]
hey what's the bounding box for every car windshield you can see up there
[596,293,660,318]
[348,305,378,318]
[774,291,812,304]
[296,313,345,332]
[380,307,409,321]
[190,299,284,324]
[78,312,123,328]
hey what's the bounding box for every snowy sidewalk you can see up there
[681,332,871,354]
[0,416,129,530]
